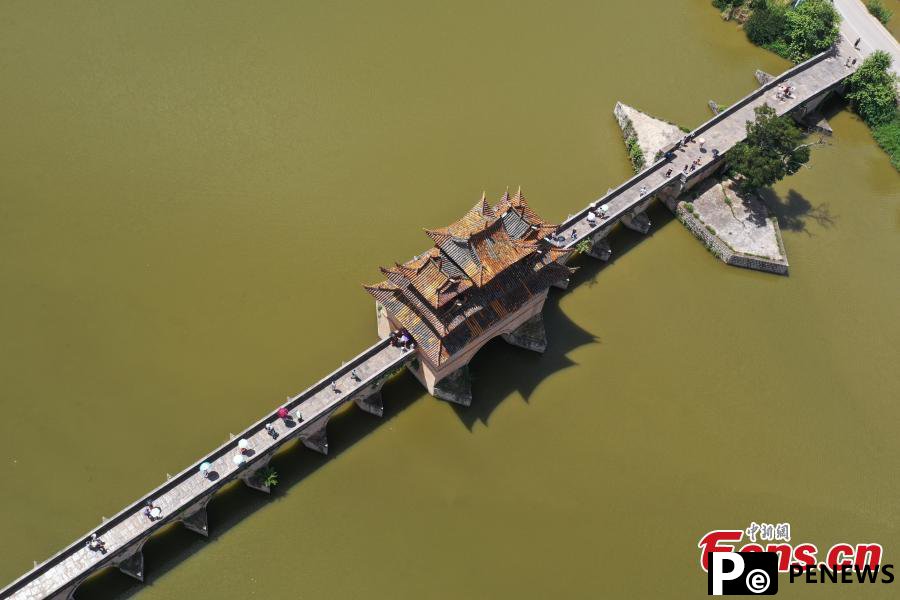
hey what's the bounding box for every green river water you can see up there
[1,1,898,598]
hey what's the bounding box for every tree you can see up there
[866,0,893,25]
[745,0,787,47]
[846,50,899,127]
[784,0,840,61]
[728,104,812,191]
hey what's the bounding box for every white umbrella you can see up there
[199,461,211,475]
[600,205,609,214]
[238,439,249,451]
[232,453,246,466]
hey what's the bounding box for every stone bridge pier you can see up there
[113,538,149,582]
[179,495,212,536]
[297,409,336,455]
[580,224,612,261]
[620,196,654,234]
[407,292,551,407]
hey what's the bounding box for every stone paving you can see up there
[614,102,685,167]
[689,179,784,261]
[554,35,862,249]
[2,340,413,600]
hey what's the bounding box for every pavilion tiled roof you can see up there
[364,189,572,366]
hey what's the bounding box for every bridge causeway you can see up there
[0,34,864,600]
[1,340,413,600]
[553,35,861,255]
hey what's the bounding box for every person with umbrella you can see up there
[199,461,212,479]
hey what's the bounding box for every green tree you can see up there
[745,0,787,47]
[784,0,840,61]
[846,50,899,127]
[866,0,893,25]
[728,104,812,191]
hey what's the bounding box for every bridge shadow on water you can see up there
[77,373,428,600]
[77,202,673,599]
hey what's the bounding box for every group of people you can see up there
[776,84,794,101]
[143,500,163,522]
[388,329,414,350]
[85,533,107,554]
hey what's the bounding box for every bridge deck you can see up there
[555,35,861,248]
[3,340,413,600]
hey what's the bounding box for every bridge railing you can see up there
[0,337,411,599]
[556,45,836,234]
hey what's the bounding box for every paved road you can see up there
[833,0,900,75]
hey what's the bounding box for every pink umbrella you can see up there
[277,407,289,419]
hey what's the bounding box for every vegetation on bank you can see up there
[866,0,893,25]
[714,3,899,171]
[847,51,898,126]
[619,116,646,173]
[714,0,840,62]
[728,104,812,191]
[747,0,840,62]
[846,51,900,170]
[872,113,900,170]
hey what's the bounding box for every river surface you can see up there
[1,1,898,598]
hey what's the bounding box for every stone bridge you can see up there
[0,340,413,600]
[552,35,861,263]
[0,34,865,600]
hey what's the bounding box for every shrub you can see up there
[627,137,645,172]
[872,110,900,171]
[262,467,279,488]
[685,202,695,212]
[743,0,840,62]
[745,0,787,46]
[706,225,717,235]
[847,51,899,127]
[784,0,841,62]
[866,0,893,24]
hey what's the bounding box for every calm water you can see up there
[1,1,898,598]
